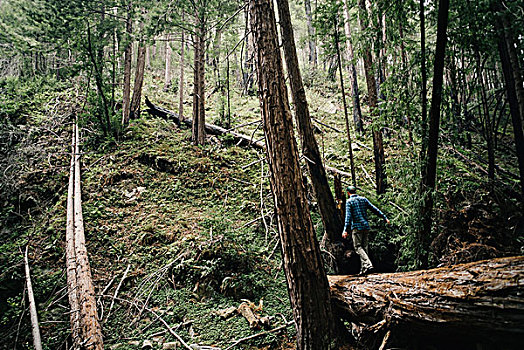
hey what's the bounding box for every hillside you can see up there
[1,69,522,349]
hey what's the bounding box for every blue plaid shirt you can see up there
[343,194,388,232]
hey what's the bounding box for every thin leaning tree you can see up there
[276,0,344,245]
[249,0,339,348]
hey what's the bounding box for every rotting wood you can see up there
[328,256,524,344]
[238,302,260,329]
[72,123,103,350]
[65,126,80,349]
[24,246,43,350]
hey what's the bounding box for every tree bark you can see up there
[496,9,524,201]
[276,0,344,244]
[329,256,524,345]
[250,0,337,348]
[342,0,364,134]
[419,0,450,268]
[358,0,386,195]
[130,15,146,120]
[66,128,80,349]
[304,0,317,66]
[74,125,103,350]
[121,0,133,126]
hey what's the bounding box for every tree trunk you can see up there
[250,0,338,348]
[122,0,133,126]
[329,256,524,346]
[66,128,80,349]
[358,0,386,195]
[497,9,524,201]
[164,34,172,91]
[342,0,364,134]
[74,125,104,350]
[130,16,146,120]
[419,0,450,268]
[304,0,317,66]
[276,0,344,245]
[192,18,206,145]
[179,30,185,122]
[420,0,428,156]
[86,24,110,136]
[334,17,357,187]
[500,12,524,125]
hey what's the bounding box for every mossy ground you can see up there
[1,69,522,349]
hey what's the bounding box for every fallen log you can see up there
[328,256,524,345]
[145,97,265,149]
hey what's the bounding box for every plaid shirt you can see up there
[343,194,388,232]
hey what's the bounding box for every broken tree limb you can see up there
[145,97,265,149]
[24,246,43,350]
[328,256,524,344]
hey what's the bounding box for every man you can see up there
[342,186,390,275]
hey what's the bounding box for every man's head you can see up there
[346,185,357,194]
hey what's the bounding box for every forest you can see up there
[0,0,523,349]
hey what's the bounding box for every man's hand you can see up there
[386,219,391,225]
[342,231,348,239]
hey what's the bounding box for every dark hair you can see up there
[346,185,357,194]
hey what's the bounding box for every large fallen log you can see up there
[145,97,265,149]
[328,256,524,344]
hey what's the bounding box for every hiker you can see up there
[342,186,390,275]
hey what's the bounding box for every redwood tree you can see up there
[276,0,344,243]
[250,0,337,348]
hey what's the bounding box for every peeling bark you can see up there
[329,256,524,344]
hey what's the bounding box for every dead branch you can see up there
[24,246,43,350]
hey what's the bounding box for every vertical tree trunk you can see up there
[130,15,146,120]
[500,12,524,132]
[334,16,357,186]
[304,0,317,66]
[24,246,42,350]
[179,14,185,121]
[250,0,338,348]
[358,0,386,195]
[74,125,104,350]
[342,0,364,134]
[192,18,206,145]
[420,0,428,156]
[164,34,172,91]
[121,0,133,126]
[276,0,344,244]
[419,0,450,268]
[86,24,110,136]
[496,10,524,201]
